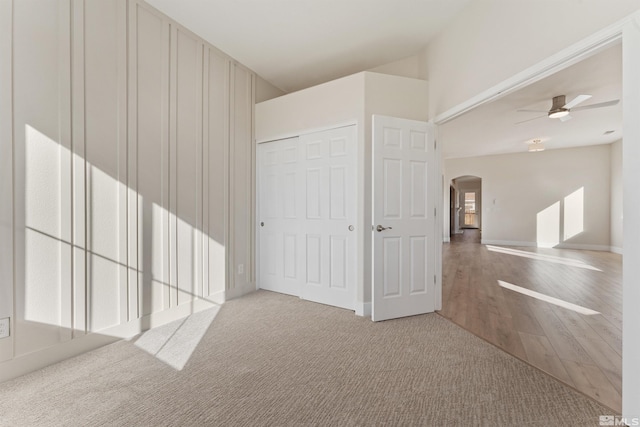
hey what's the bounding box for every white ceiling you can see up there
[441,44,622,159]
[145,0,471,92]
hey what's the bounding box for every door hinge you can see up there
[433,275,436,285]
[434,207,437,217]
[434,139,437,150]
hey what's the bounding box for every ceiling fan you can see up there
[515,94,619,124]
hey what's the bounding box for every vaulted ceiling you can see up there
[145,1,622,158]
[145,0,471,92]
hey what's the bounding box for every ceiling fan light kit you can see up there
[548,95,570,118]
[515,93,618,125]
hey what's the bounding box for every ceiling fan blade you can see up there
[559,114,573,122]
[516,109,547,113]
[515,115,547,125]
[563,94,592,109]
[571,99,620,111]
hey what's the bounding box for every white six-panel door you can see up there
[299,127,356,310]
[372,116,435,321]
[257,126,356,310]
[258,137,303,296]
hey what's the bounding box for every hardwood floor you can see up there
[440,229,622,412]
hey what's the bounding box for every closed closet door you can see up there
[257,126,357,310]
[257,137,303,296]
[300,126,356,310]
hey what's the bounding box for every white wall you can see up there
[0,0,256,382]
[367,51,427,81]
[256,73,365,142]
[256,76,285,103]
[610,139,623,253]
[426,0,640,117]
[444,144,612,250]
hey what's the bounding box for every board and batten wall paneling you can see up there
[129,1,171,320]
[205,48,230,302]
[172,27,205,306]
[0,0,14,362]
[79,0,129,333]
[229,63,256,296]
[1,0,258,381]
[13,0,74,357]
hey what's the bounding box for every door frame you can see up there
[433,11,640,418]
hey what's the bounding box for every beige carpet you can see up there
[0,290,614,426]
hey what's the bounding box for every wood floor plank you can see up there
[527,300,594,365]
[575,336,622,394]
[562,360,622,412]
[519,332,575,386]
[502,291,546,336]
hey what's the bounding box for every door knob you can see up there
[376,225,392,232]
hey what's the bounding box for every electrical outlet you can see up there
[237,264,244,275]
[0,318,9,339]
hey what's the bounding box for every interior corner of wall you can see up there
[355,302,372,318]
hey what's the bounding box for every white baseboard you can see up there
[481,239,536,247]
[356,302,371,317]
[443,236,451,243]
[0,298,219,384]
[225,282,256,300]
[555,243,612,252]
[611,246,623,255]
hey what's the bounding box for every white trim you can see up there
[434,13,638,125]
[355,302,371,317]
[255,120,359,144]
[611,246,623,255]
[555,243,613,252]
[443,236,450,243]
[623,15,640,418]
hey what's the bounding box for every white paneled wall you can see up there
[0,0,255,379]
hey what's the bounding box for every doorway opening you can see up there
[450,175,482,233]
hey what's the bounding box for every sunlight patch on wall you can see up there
[132,305,220,370]
[19,123,228,362]
[564,187,584,240]
[498,280,599,315]
[536,201,560,248]
[25,125,65,238]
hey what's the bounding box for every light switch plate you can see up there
[0,318,9,339]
